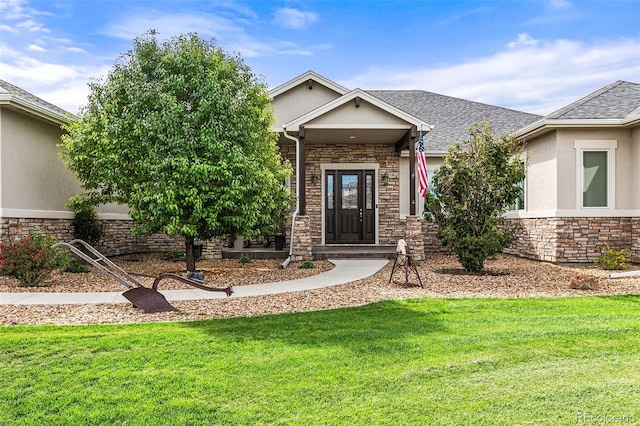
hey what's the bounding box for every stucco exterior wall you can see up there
[524,131,558,212]
[631,127,640,210]
[310,100,409,126]
[518,127,638,216]
[272,83,342,130]
[0,109,80,216]
[555,128,634,212]
[0,108,131,219]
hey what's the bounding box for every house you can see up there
[2,73,637,264]
[270,71,541,260]
[508,80,640,263]
[0,79,183,256]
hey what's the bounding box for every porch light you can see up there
[382,172,389,186]
[311,174,319,185]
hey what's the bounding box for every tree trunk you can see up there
[185,237,196,273]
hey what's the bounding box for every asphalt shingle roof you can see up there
[546,80,640,120]
[0,79,70,118]
[367,90,541,151]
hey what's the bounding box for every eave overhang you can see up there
[514,114,640,140]
[0,94,72,126]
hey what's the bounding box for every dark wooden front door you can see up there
[325,170,375,243]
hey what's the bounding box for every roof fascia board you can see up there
[302,123,411,130]
[0,94,70,125]
[514,117,637,139]
[284,88,427,130]
[269,70,349,98]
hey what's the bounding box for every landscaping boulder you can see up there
[570,273,597,290]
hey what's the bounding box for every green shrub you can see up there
[73,208,103,245]
[238,256,252,264]
[595,247,632,270]
[0,234,69,287]
[299,260,315,269]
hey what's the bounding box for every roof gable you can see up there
[547,80,640,120]
[271,73,348,131]
[269,70,348,99]
[515,80,640,139]
[285,89,425,130]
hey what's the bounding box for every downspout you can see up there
[280,125,299,269]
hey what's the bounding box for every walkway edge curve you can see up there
[0,259,389,305]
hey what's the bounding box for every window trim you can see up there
[574,140,617,210]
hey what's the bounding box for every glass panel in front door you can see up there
[341,174,358,210]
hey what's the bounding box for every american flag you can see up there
[417,131,429,197]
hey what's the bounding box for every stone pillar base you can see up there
[200,237,223,260]
[404,216,425,260]
[291,215,313,261]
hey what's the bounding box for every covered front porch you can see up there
[270,71,432,261]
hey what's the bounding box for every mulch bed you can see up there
[1,254,639,326]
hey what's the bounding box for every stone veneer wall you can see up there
[633,218,640,263]
[404,216,425,259]
[421,219,444,253]
[505,217,637,263]
[290,143,405,246]
[0,217,184,257]
[290,215,312,261]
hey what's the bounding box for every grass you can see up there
[1,296,639,425]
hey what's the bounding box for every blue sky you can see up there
[1,0,638,115]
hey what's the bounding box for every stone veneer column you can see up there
[291,215,313,261]
[200,237,223,260]
[404,215,425,260]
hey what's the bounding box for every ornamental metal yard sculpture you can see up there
[53,240,232,313]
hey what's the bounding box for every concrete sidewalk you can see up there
[0,259,389,306]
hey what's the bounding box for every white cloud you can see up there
[507,33,538,48]
[64,46,88,54]
[16,19,49,32]
[549,0,572,10]
[99,11,240,41]
[27,43,45,52]
[273,7,319,29]
[0,24,17,33]
[0,45,109,113]
[339,37,640,115]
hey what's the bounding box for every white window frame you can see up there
[574,140,617,210]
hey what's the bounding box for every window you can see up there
[582,151,608,207]
[574,140,617,209]
[510,179,525,211]
[509,161,526,211]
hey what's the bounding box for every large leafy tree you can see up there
[424,122,526,272]
[60,31,292,272]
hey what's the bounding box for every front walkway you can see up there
[0,259,389,306]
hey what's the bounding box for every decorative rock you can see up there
[570,273,597,290]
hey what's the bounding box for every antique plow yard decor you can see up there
[53,240,233,313]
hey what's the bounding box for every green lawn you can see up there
[2,296,639,425]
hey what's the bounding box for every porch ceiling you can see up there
[283,127,410,145]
